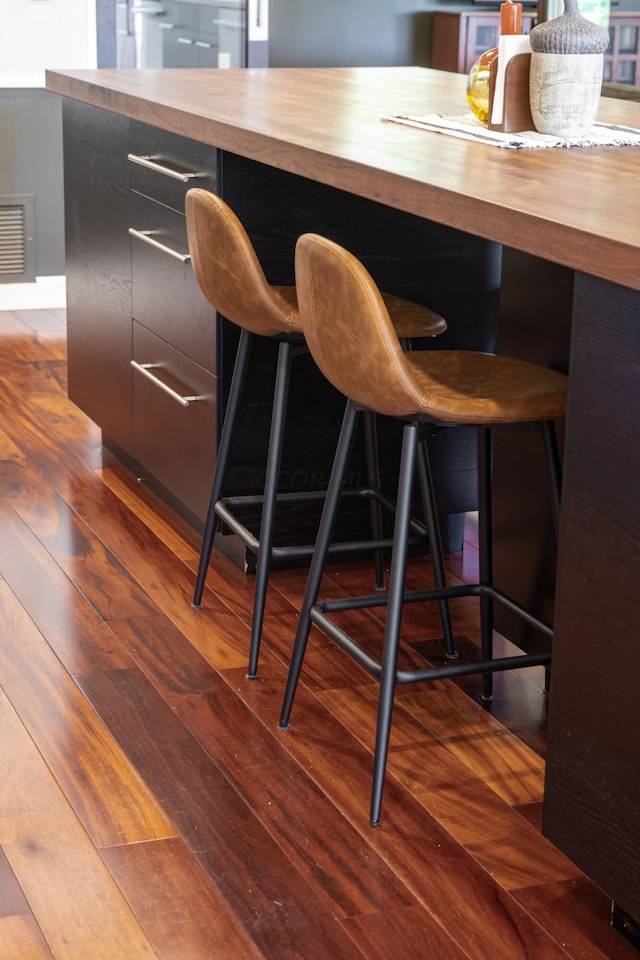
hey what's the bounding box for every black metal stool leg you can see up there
[279,399,360,729]
[362,411,386,591]
[415,433,457,660]
[193,329,253,608]
[477,426,494,701]
[370,421,418,826]
[247,339,293,678]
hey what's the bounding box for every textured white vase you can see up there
[529,51,604,137]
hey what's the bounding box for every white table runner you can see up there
[383,112,640,149]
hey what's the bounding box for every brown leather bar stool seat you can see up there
[278,232,567,826]
[185,189,450,678]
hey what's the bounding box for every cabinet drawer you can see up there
[130,191,217,372]
[132,322,217,521]
[129,119,217,212]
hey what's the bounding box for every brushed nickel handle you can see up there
[177,36,193,44]
[131,361,204,407]
[195,40,212,48]
[127,153,203,182]
[158,21,175,29]
[128,228,191,263]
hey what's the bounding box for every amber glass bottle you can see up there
[467,0,523,123]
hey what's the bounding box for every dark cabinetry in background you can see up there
[431,9,535,74]
[604,14,640,84]
[431,8,640,84]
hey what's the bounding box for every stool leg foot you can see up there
[279,399,359,729]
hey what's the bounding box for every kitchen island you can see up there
[46,65,640,943]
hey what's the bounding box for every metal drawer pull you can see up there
[177,36,193,44]
[131,361,205,407]
[158,21,175,28]
[127,153,203,183]
[128,228,191,263]
[195,40,212,48]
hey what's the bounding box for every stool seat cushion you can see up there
[403,350,567,424]
[272,285,447,341]
[381,293,446,340]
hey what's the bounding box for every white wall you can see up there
[1,0,96,86]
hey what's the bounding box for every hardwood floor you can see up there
[0,306,636,960]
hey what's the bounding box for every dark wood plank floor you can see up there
[0,306,636,960]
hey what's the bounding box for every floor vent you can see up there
[0,196,36,283]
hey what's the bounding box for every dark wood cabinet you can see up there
[63,100,133,455]
[62,100,220,522]
[128,124,220,519]
[132,322,218,516]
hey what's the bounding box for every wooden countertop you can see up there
[46,66,640,291]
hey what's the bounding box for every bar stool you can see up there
[278,232,567,826]
[185,189,451,678]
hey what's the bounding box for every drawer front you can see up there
[130,191,217,373]
[129,119,217,212]
[133,322,217,521]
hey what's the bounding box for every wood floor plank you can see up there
[342,905,470,960]
[0,458,159,622]
[107,617,424,920]
[98,462,201,564]
[76,666,374,960]
[398,685,545,806]
[233,756,418,920]
[221,661,572,959]
[512,878,640,960]
[0,915,55,960]
[0,848,31,918]
[0,688,161,960]
[0,314,63,363]
[101,838,265,960]
[0,424,253,670]
[320,676,545,810]
[0,496,131,674]
[0,582,175,848]
[0,427,24,461]
[317,683,581,891]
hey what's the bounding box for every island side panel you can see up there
[543,272,640,925]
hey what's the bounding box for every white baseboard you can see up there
[0,276,66,312]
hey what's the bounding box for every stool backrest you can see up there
[186,188,298,336]
[295,232,426,417]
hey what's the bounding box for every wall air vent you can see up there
[0,195,36,283]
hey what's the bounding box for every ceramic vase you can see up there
[528,0,609,137]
